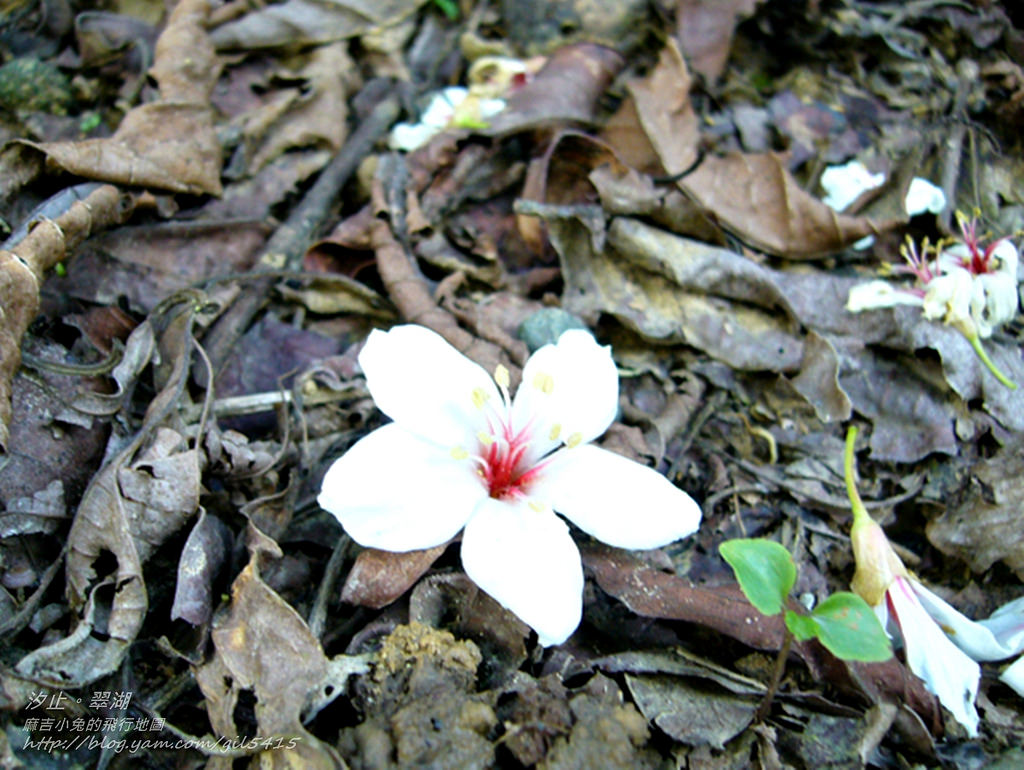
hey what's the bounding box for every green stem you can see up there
[843,426,869,529]
[967,333,1017,389]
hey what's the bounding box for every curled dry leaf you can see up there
[0,184,139,452]
[210,0,428,50]
[602,38,699,177]
[171,510,233,626]
[194,525,343,768]
[236,42,354,175]
[9,0,222,195]
[679,152,899,258]
[485,43,624,136]
[15,298,207,686]
[341,545,447,609]
[675,0,767,84]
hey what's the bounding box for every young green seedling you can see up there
[719,536,892,719]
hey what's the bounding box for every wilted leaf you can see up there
[15,297,206,686]
[614,38,699,176]
[625,673,756,749]
[341,545,447,608]
[171,510,233,625]
[210,0,428,50]
[237,42,354,174]
[540,211,805,371]
[486,43,624,135]
[11,0,223,195]
[195,525,343,768]
[927,441,1024,580]
[679,152,899,258]
[675,0,766,84]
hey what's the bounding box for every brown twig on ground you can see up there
[0,184,144,451]
[369,162,515,380]
[200,94,401,378]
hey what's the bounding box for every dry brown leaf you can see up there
[238,42,354,175]
[486,43,624,136]
[620,38,699,176]
[675,0,766,84]
[171,510,233,625]
[680,152,899,258]
[195,525,344,768]
[9,0,222,195]
[210,0,428,50]
[927,441,1024,579]
[341,545,447,609]
[14,297,207,686]
[538,209,805,371]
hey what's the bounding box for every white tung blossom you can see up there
[318,325,702,645]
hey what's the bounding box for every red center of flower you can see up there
[478,424,547,500]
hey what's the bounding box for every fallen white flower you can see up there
[318,325,702,645]
[820,160,885,212]
[847,432,980,735]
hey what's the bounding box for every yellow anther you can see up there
[450,446,469,460]
[471,386,490,409]
[533,372,554,394]
[566,432,583,448]
[528,500,545,512]
[549,423,562,441]
[494,365,510,389]
[477,431,495,446]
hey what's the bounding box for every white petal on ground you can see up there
[421,87,467,127]
[511,330,619,459]
[977,595,1024,656]
[358,325,500,451]
[318,424,485,551]
[460,497,584,646]
[912,582,1021,662]
[389,122,442,152]
[888,576,981,736]
[532,444,702,550]
[820,160,885,212]
[905,177,947,216]
[846,280,924,313]
[999,654,1024,699]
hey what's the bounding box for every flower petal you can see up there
[318,424,485,551]
[461,498,583,646]
[511,330,618,458]
[1000,655,1024,699]
[846,281,923,313]
[358,325,500,451]
[912,582,1019,662]
[977,595,1024,656]
[532,445,701,550]
[889,577,980,736]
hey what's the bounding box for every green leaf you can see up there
[719,539,796,617]
[783,610,819,642]
[809,592,893,662]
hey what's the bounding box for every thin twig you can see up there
[201,93,400,377]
